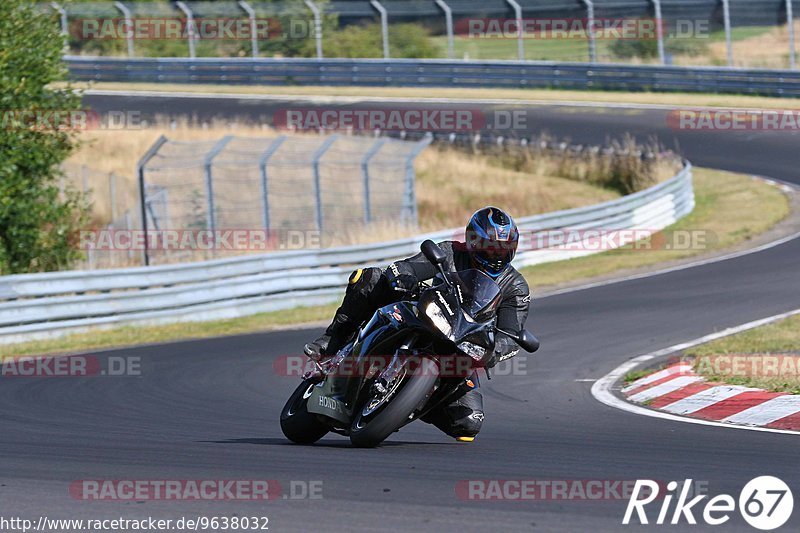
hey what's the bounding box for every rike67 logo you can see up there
[624,477,793,530]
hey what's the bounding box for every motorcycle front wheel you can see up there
[349,357,439,448]
[280,378,330,444]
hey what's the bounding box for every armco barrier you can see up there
[0,164,693,345]
[66,56,800,97]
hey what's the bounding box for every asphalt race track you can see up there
[2,93,799,531]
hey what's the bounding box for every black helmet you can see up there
[465,206,519,278]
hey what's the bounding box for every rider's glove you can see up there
[389,274,418,293]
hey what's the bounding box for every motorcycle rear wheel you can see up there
[349,357,439,448]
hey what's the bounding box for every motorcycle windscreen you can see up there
[444,269,502,322]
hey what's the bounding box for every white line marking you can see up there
[662,385,758,415]
[591,308,800,436]
[621,363,693,393]
[722,395,800,426]
[628,376,704,403]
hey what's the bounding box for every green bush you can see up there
[321,22,441,59]
[611,36,710,60]
[0,0,89,274]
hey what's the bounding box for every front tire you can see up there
[350,357,439,448]
[280,379,329,444]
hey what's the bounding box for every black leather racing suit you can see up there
[325,240,531,438]
[385,241,530,362]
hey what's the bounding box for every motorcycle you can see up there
[280,240,540,447]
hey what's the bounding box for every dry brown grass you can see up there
[676,22,800,69]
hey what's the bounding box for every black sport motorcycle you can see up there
[280,240,540,447]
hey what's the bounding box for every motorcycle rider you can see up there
[304,206,533,441]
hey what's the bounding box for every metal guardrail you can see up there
[0,164,693,345]
[67,56,800,97]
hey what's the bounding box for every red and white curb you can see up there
[622,363,800,431]
[592,308,800,435]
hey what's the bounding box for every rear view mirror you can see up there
[421,239,447,266]
[514,330,540,353]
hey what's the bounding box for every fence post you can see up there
[175,1,198,59]
[81,165,89,194]
[238,0,259,58]
[361,138,387,223]
[651,0,666,64]
[370,0,390,59]
[109,172,117,221]
[721,0,733,66]
[257,135,287,229]
[203,136,234,236]
[581,0,597,63]
[505,0,524,60]
[404,134,433,225]
[304,0,324,59]
[311,135,339,233]
[136,135,168,266]
[114,1,135,57]
[788,0,796,69]
[435,0,455,59]
[50,2,67,36]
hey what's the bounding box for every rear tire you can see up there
[280,379,329,444]
[350,357,439,448]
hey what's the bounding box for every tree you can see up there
[0,0,88,274]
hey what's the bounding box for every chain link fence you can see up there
[133,133,430,265]
[44,0,800,69]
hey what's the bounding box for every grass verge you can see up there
[74,81,800,111]
[685,314,800,394]
[1,167,788,358]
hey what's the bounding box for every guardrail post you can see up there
[203,136,234,237]
[788,0,796,69]
[582,0,597,63]
[505,0,524,60]
[721,0,733,66]
[238,0,259,58]
[175,1,198,59]
[257,135,287,229]
[404,134,432,225]
[435,0,455,59]
[361,138,387,223]
[651,0,666,64]
[311,135,339,233]
[304,0,324,59]
[136,135,168,266]
[114,1,135,57]
[370,0,390,59]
